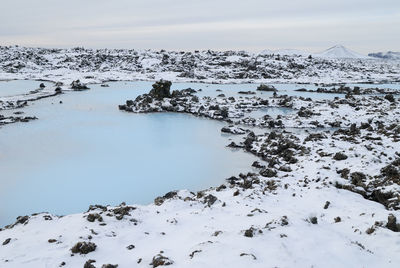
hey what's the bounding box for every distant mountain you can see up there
[259,45,371,59]
[259,48,310,57]
[314,45,370,59]
[368,51,400,60]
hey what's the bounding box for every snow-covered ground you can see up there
[1,182,399,268]
[1,47,400,267]
[0,45,399,86]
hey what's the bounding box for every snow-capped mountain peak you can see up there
[314,45,370,59]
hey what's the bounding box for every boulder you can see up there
[86,213,103,222]
[386,214,400,232]
[333,152,348,161]
[150,254,174,267]
[244,227,255,237]
[257,84,277,92]
[71,242,97,254]
[71,80,89,90]
[384,94,395,103]
[84,260,96,268]
[260,168,277,177]
[149,80,172,100]
[102,265,118,268]
[2,238,11,246]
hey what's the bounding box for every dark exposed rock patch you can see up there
[333,152,348,161]
[386,214,400,232]
[71,242,97,254]
[221,125,245,135]
[204,194,218,206]
[87,213,103,222]
[111,206,136,220]
[102,264,118,268]
[149,80,172,100]
[309,217,318,224]
[150,254,174,267]
[297,107,320,118]
[71,80,89,90]
[296,86,400,95]
[260,168,277,178]
[252,161,265,169]
[2,238,11,246]
[304,133,327,142]
[238,91,256,95]
[257,84,277,92]
[384,94,395,103]
[244,227,255,237]
[84,260,96,268]
[154,191,178,206]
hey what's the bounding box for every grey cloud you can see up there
[0,0,399,53]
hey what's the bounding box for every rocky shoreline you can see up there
[295,85,400,95]
[119,80,400,211]
[0,80,400,267]
[0,80,90,128]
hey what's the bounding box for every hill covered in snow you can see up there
[313,45,371,59]
[259,45,371,60]
[369,51,400,60]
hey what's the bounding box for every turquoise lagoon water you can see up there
[0,81,259,226]
[0,80,54,97]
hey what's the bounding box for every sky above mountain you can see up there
[0,0,399,53]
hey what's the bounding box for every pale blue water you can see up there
[0,81,261,227]
[171,82,341,100]
[346,83,400,90]
[248,107,295,119]
[0,80,53,97]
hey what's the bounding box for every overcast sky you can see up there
[0,0,399,54]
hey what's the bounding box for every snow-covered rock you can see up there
[259,48,310,57]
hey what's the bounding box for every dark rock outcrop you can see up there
[71,242,97,254]
[257,84,277,92]
[71,80,89,90]
[149,80,172,100]
[150,254,174,267]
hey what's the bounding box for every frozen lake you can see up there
[0,80,399,227]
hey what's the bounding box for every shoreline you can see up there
[1,80,399,267]
[2,74,400,87]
